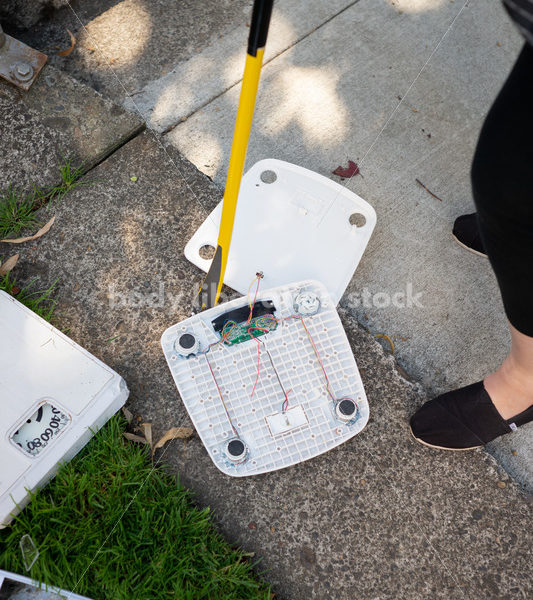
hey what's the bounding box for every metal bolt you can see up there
[13,61,34,81]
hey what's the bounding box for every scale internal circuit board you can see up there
[161,280,369,476]
[222,314,278,346]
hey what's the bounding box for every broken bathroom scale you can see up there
[185,158,377,304]
[0,291,129,527]
[161,280,369,476]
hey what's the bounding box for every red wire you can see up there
[205,354,237,435]
[296,316,337,402]
[250,338,261,398]
[246,276,262,324]
[248,325,270,398]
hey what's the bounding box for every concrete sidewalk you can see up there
[129,0,532,488]
[11,0,531,488]
[5,129,532,600]
[1,3,532,598]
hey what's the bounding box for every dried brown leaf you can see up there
[121,406,133,424]
[153,427,194,454]
[141,422,153,448]
[123,432,150,445]
[1,216,56,244]
[57,29,76,57]
[0,254,19,275]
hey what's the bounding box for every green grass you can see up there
[0,156,85,239]
[0,272,58,321]
[0,185,40,239]
[0,416,270,600]
[0,158,270,598]
[0,273,58,321]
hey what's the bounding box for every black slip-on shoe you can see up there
[410,381,533,450]
[452,213,488,258]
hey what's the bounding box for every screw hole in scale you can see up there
[199,244,216,260]
[260,170,277,184]
[349,213,366,228]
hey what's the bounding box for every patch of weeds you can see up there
[0,416,271,600]
[0,155,86,239]
[44,154,86,203]
[0,272,57,321]
[0,185,40,238]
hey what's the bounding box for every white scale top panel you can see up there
[0,291,128,527]
[185,159,376,304]
[161,280,369,476]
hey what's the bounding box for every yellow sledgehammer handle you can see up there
[199,0,273,309]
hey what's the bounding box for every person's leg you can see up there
[485,323,533,420]
[410,44,533,449]
[471,43,533,419]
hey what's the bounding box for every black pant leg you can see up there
[471,43,533,336]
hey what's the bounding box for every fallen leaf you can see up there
[57,29,76,57]
[123,432,150,445]
[248,521,257,530]
[0,254,19,275]
[497,481,506,489]
[375,333,395,354]
[130,176,138,182]
[141,422,152,447]
[121,406,133,424]
[10,286,21,295]
[1,216,55,244]
[152,427,194,454]
[332,160,359,178]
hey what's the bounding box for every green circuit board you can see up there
[221,315,278,346]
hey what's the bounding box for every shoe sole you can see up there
[452,233,488,259]
[409,425,483,451]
